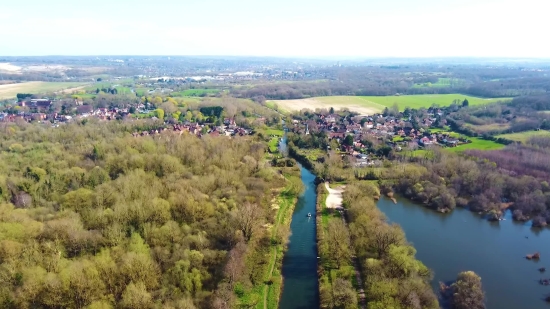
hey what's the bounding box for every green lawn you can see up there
[496,130,550,143]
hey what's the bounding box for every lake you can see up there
[377,197,550,309]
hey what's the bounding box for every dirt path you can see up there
[325,182,345,209]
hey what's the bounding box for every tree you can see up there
[232,202,264,242]
[120,281,152,309]
[372,223,404,258]
[343,135,354,147]
[450,271,485,309]
[327,220,352,268]
[332,278,357,308]
[403,107,411,118]
[329,107,335,114]
[154,108,164,120]
[390,102,399,116]
[462,99,469,107]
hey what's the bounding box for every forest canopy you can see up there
[0,118,289,308]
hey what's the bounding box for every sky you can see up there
[0,0,549,58]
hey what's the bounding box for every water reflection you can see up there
[377,197,550,309]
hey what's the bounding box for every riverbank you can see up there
[263,175,300,309]
[377,197,550,309]
[288,145,439,308]
[279,165,320,308]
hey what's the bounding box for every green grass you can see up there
[268,138,279,153]
[262,176,299,309]
[134,88,151,96]
[412,77,468,88]
[0,82,88,99]
[263,129,284,136]
[272,94,509,115]
[359,94,509,111]
[447,137,504,152]
[171,89,219,97]
[496,130,550,143]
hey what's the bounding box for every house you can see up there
[76,105,93,114]
[419,136,434,146]
[30,113,46,121]
[30,99,52,112]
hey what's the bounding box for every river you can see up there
[377,197,550,309]
[279,132,320,309]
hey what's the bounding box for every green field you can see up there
[272,94,508,115]
[0,82,88,99]
[496,130,550,143]
[171,89,219,97]
[447,137,504,152]
[413,78,468,88]
[359,94,508,111]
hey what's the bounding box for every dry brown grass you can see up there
[0,82,88,99]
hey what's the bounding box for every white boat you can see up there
[307,213,311,217]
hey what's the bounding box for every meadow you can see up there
[496,130,550,143]
[0,82,88,99]
[412,77,468,88]
[171,89,219,97]
[447,137,505,152]
[271,94,508,114]
[359,94,508,111]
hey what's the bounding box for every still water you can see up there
[377,197,550,309]
[279,165,319,309]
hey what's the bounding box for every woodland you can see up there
[0,117,301,309]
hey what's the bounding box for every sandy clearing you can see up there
[0,63,22,72]
[272,97,381,115]
[325,182,345,209]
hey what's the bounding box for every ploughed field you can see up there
[270,94,508,114]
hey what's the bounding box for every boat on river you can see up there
[307,212,311,217]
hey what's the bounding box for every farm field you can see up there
[171,89,219,97]
[0,82,88,99]
[496,130,550,143]
[413,77,468,88]
[271,94,508,115]
[360,94,508,111]
[447,137,505,152]
[465,123,512,133]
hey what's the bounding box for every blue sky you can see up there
[0,0,548,57]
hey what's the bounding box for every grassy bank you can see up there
[316,183,359,308]
[236,165,302,309]
[263,175,300,309]
[292,146,438,308]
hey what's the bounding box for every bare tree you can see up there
[232,202,264,242]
